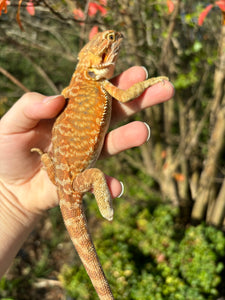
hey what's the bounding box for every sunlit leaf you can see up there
[192,40,202,52]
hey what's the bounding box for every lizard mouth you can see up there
[101,36,123,65]
[102,52,107,62]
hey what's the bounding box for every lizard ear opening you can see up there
[87,70,97,79]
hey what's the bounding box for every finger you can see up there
[101,121,150,158]
[110,66,174,124]
[0,93,65,134]
[111,66,148,88]
[105,175,124,198]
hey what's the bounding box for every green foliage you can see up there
[0,277,16,297]
[0,275,29,300]
[60,202,225,299]
[1,1,225,299]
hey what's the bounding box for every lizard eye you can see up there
[107,33,115,41]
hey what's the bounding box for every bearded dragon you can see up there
[31,30,168,300]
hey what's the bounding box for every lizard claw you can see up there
[101,206,114,222]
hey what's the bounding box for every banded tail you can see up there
[59,189,114,300]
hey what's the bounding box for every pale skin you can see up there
[0,66,174,278]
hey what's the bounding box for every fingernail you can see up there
[144,122,151,141]
[43,95,62,103]
[118,181,124,198]
[141,66,149,79]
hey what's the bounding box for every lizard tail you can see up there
[59,189,114,300]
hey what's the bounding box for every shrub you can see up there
[60,202,225,299]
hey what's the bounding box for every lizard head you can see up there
[77,30,123,80]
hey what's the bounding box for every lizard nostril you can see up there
[118,32,124,39]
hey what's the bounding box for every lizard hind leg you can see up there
[73,168,113,221]
[31,148,56,185]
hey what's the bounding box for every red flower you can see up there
[167,0,174,14]
[0,0,8,16]
[215,1,225,11]
[198,4,213,26]
[26,0,35,16]
[73,2,107,23]
[73,8,85,20]
[97,4,107,15]
[89,25,99,40]
[99,0,107,6]
[88,2,107,17]
[173,173,185,182]
[198,1,225,26]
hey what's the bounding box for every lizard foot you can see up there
[73,168,113,221]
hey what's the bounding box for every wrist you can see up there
[0,180,40,278]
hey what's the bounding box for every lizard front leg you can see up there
[102,76,169,103]
[73,168,113,221]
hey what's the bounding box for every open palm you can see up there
[0,66,174,214]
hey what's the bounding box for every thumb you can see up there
[0,93,65,134]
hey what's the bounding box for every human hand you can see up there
[0,66,174,277]
[0,66,174,216]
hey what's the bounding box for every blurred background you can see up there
[0,0,225,299]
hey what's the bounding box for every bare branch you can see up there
[210,177,225,226]
[0,66,30,93]
[192,104,225,220]
[23,53,60,94]
[160,0,181,69]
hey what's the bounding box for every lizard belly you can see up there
[51,81,111,179]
